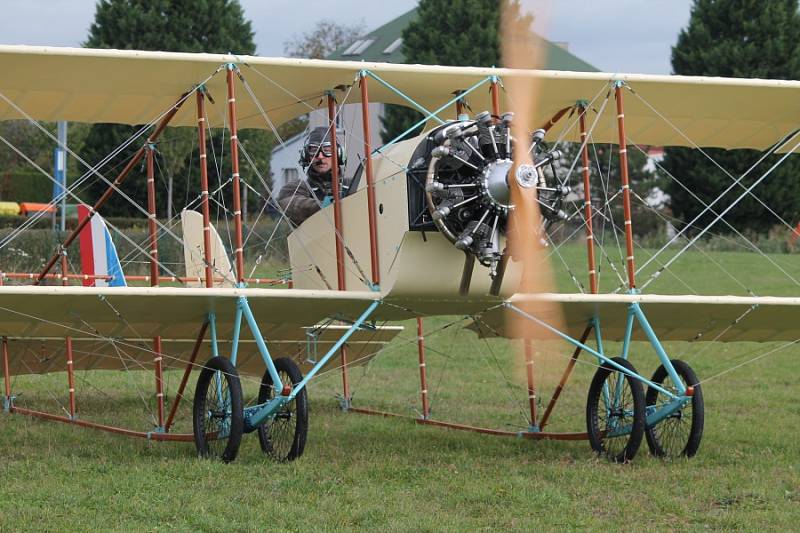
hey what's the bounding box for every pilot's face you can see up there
[311,149,332,174]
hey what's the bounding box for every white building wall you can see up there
[269,133,305,198]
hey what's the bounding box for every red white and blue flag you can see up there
[78,204,126,287]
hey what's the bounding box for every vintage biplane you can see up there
[1,32,799,464]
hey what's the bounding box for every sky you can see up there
[0,0,694,74]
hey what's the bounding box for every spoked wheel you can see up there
[586,357,646,463]
[257,357,308,462]
[193,356,244,463]
[645,359,704,458]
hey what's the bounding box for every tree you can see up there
[283,19,366,59]
[663,0,800,233]
[381,0,521,143]
[81,0,259,217]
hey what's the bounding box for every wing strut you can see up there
[35,92,189,285]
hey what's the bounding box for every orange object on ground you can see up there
[19,202,55,216]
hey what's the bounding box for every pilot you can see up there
[277,126,345,226]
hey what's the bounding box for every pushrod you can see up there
[614,83,636,289]
[164,321,208,432]
[226,65,246,283]
[196,90,214,288]
[358,73,381,286]
[35,94,185,285]
[579,108,598,294]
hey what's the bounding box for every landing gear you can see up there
[257,357,308,462]
[193,356,244,463]
[645,359,704,458]
[586,357,646,463]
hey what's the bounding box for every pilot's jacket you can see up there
[277,168,333,226]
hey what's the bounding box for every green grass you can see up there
[2,244,800,529]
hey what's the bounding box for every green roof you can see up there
[327,9,418,63]
[327,8,598,72]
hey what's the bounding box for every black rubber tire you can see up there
[645,359,704,458]
[586,357,646,463]
[192,356,244,463]
[257,357,308,462]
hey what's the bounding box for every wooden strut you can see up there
[358,74,380,286]
[536,108,600,430]
[10,406,194,442]
[145,144,165,428]
[226,66,246,284]
[35,94,187,285]
[579,108,599,294]
[348,407,590,441]
[615,84,636,289]
[539,106,573,133]
[416,318,430,419]
[490,78,501,119]
[61,252,76,418]
[196,90,215,289]
[523,339,537,427]
[0,278,6,406]
[538,324,594,430]
[2,336,10,404]
[327,92,352,406]
[164,321,209,432]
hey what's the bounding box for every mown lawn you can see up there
[1,245,799,530]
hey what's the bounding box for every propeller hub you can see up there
[483,158,514,207]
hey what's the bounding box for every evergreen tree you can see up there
[381,0,511,143]
[81,0,259,217]
[663,0,800,233]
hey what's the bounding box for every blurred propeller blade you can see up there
[500,1,565,363]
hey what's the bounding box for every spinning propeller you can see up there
[498,0,565,349]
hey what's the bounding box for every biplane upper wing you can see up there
[0,45,799,150]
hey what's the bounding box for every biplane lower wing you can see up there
[0,285,405,377]
[4,327,403,378]
[470,293,800,342]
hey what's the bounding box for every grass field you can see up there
[1,244,800,530]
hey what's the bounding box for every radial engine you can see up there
[407,111,569,294]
